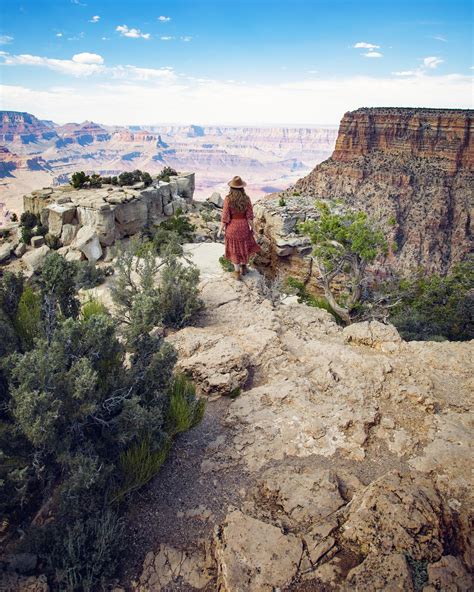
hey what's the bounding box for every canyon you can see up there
[0,111,337,217]
[256,107,474,282]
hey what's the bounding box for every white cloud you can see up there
[181,36,192,42]
[158,16,171,22]
[1,72,472,126]
[363,51,383,58]
[353,42,380,49]
[56,33,63,38]
[433,35,447,42]
[0,51,175,82]
[102,37,110,41]
[423,56,444,69]
[72,52,104,64]
[0,35,13,45]
[160,36,174,41]
[116,25,151,40]
[90,15,100,23]
[71,0,86,5]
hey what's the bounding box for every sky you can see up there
[0,0,473,126]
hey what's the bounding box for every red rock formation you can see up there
[293,107,474,274]
[332,108,473,173]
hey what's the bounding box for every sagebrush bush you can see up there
[159,254,202,329]
[219,256,234,272]
[166,373,205,436]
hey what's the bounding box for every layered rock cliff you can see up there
[257,107,473,280]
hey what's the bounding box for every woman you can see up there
[219,175,260,280]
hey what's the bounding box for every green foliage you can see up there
[15,286,42,350]
[20,212,38,229]
[159,254,202,329]
[34,224,48,237]
[388,215,397,226]
[10,212,18,222]
[0,271,24,319]
[118,169,152,187]
[278,196,286,207]
[300,201,388,273]
[81,298,108,321]
[159,210,195,242]
[0,228,10,240]
[299,201,388,322]
[406,555,428,591]
[229,387,241,399]
[219,256,234,272]
[73,260,109,290]
[88,173,102,188]
[71,171,90,189]
[39,252,80,320]
[166,373,205,436]
[386,261,474,341]
[292,190,301,196]
[157,166,178,183]
[115,436,170,501]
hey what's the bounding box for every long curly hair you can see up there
[227,187,250,212]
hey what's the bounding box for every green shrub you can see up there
[20,226,33,245]
[115,436,170,501]
[73,260,108,289]
[89,173,102,188]
[81,298,108,321]
[166,373,205,436]
[278,196,286,207]
[292,190,300,196]
[34,224,48,237]
[285,276,341,320]
[20,212,38,229]
[71,171,90,189]
[10,213,18,222]
[0,228,10,240]
[160,210,195,242]
[157,166,178,183]
[219,256,234,272]
[15,286,42,350]
[159,254,203,329]
[386,260,474,341]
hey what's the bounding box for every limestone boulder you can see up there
[60,223,78,246]
[22,245,51,272]
[343,320,402,351]
[214,511,302,592]
[31,236,45,248]
[207,192,224,208]
[45,201,76,236]
[114,199,148,237]
[65,249,84,262]
[77,204,116,246]
[0,241,14,263]
[346,553,414,591]
[172,172,195,200]
[426,555,472,591]
[140,186,163,221]
[167,329,249,396]
[73,226,102,262]
[14,242,26,258]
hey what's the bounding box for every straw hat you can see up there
[227,175,247,188]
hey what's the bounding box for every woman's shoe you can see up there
[241,264,248,275]
[233,270,241,281]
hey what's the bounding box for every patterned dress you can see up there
[221,197,261,264]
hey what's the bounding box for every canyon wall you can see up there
[256,107,473,283]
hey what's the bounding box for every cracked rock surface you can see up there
[121,251,473,591]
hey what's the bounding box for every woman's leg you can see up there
[233,263,241,280]
[233,264,241,272]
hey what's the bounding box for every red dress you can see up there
[221,197,261,264]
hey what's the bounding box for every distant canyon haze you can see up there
[0,111,338,216]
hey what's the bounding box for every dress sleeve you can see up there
[221,197,231,224]
[246,200,254,221]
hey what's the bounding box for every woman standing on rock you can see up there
[219,176,261,280]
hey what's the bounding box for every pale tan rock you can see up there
[22,244,50,271]
[135,542,214,590]
[45,201,76,236]
[342,470,448,562]
[73,226,102,262]
[215,510,302,592]
[60,223,78,246]
[343,320,402,349]
[346,553,414,591]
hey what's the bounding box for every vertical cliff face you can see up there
[291,107,474,275]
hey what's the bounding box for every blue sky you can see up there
[0,0,472,125]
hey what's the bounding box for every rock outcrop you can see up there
[256,107,474,279]
[120,251,473,591]
[22,172,195,251]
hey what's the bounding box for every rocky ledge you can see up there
[98,248,472,591]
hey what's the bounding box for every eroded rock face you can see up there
[255,108,474,282]
[22,172,196,252]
